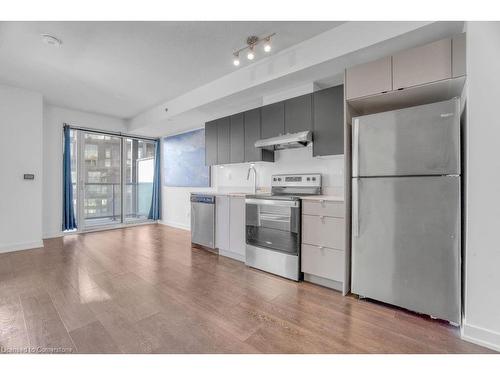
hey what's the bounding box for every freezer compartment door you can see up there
[351,176,461,323]
[352,98,460,177]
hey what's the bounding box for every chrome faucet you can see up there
[246,164,257,194]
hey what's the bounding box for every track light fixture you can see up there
[232,33,275,67]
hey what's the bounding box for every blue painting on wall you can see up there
[163,129,210,187]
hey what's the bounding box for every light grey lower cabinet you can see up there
[302,200,344,218]
[215,196,230,250]
[216,195,245,262]
[302,215,345,250]
[228,197,246,261]
[302,244,344,282]
[301,200,346,292]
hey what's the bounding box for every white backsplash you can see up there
[212,143,344,196]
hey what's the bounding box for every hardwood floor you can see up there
[0,224,492,354]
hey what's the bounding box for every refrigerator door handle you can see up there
[352,178,359,237]
[352,118,360,177]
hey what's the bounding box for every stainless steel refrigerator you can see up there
[351,98,461,324]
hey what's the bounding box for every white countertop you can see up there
[191,191,344,201]
[300,195,344,202]
[190,191,249,197]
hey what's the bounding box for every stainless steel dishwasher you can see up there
[190,194,216,249]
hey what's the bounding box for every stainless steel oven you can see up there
[245,197,300,255]
[245,173,321,281]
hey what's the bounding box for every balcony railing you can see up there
[73,182,153,224]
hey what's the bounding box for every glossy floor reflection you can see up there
[0,225,491,353]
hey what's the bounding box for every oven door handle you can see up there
[245,198,299,208]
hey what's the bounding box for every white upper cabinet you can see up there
[392,38,452,90]
[346,56,392,100]
[346,35,466,103]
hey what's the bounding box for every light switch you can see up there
[24,174,35,180]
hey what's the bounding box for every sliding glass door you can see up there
[123,138,156,222]
[69,130,156,231]
[79,132,122,228]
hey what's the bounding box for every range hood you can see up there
[254,131,312,150]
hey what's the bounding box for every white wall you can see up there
[161,144,344,230]
[42,104,127,238]
[0,84,43,252]
[462,21,500,351]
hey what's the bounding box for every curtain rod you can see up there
[64,123,159,141]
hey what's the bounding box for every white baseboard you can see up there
[0,240,44,254]
[219,249,245,262]
[462,322,500,352]
[158,220,190,231]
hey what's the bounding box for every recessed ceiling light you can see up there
[41,34,62,47]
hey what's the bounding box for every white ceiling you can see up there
[127,21,464,136]
[0,21,343,118]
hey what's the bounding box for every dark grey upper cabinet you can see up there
[244,108,261,162]
[285,94,312,134]
[261,102,285,139]
[205,120,218,166]
[313,85,344,157]
[244,108,274,163]
[230,113,245,163]
[217,116,231,165]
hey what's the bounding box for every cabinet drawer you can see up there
[393,38,452,89]
[302,215,345,250]
[302,200,344,218]
[301,244,344,282]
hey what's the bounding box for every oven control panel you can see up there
[271,173,321,188]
